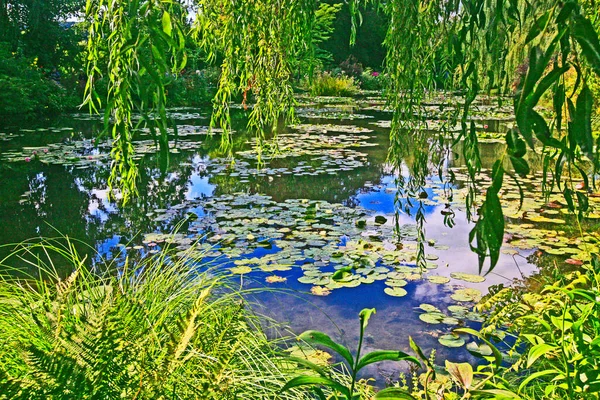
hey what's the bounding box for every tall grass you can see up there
[0,237,307,399]
[309,73,359,97]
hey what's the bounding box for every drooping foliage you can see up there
[84,0,600,273]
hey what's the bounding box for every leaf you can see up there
[571,84,594,159]
[518,369,560,393]
[374,387,418,399]
[284,356,329,377]
[359,308,376,331]
[525,11,550,44]
[445,361,473,389]
[572,15,600,76]
[298,331,354,367]
[332,266,353,281]
[527,343,556,368]
[510,156,530,177]
[506,129,526,158]
[356,350,420,372]
[280,375,350,397]
[162,11,172,37]
[453,328,503,367]
[471,389,522,399]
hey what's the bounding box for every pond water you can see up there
[1,94,598,383]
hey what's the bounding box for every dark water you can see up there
[0,98,538,382]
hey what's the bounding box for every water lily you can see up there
[25,157,31,162]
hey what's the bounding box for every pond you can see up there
[1,93,598,383]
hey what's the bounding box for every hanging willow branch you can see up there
[84,0,600,273]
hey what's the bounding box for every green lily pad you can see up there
[450,272,486,283]
[418,312,444,324]
[419,304,441,313]
[438,334,465,348]
[384,287,408,297]
[451,288,482,303]
[427,275,450,284]
[466,341,493,357]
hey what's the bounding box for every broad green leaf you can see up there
[280,375,350,397]
[359,307,376,331]
[453,328,503,367]
[510,156,530,177]
[298,330,354,367]
[445,361,473,389]
[571,84,594,159]
[356,350,420,371]
[506,129,526,158]
[518,369,560,393]
[162,11,172,37]
[332,266,353,281]
[572,15,600,76]
[284,356,329,378]
[525,11,550,44]
[374,387,418,399]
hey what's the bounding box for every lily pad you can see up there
[450,272,486,283]
[438,334,465,348]
[384,287,408,297]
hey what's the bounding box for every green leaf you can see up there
[571,84,594,159]
[572,15,600,76]
[280,375,350,397]
[471,389,522,399]
[510,156,530,177]
[445,361,473,389]
[332,266,353,281]
[359,308,376,331]
[506,129,526,158]
[298,331,354,368]
[162,11,172,37]
[356,350,420,372]
[453,328,503,367]
[527,343,556,368]
[284,356,329,378]
[525,11,550,44]
[518,369,560,393]
[374,387,418,399]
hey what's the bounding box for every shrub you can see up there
[360,68,386,91]
[0,237,305,399]
[0,45,79,116]
[310,72,359,97]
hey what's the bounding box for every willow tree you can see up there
[84,0,600,273]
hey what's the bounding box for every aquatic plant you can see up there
[282,307,421,399]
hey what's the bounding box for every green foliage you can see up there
[473,254,600,399]
[309,72,359,97]
[0,45,79,116]
[0,237,306,399]
[282,308,420,399]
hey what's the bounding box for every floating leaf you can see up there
[438,334,465,348]
[450,272,486,283]
[311,286,332,296]
[266,275,287,283]
[427,275,450,284]
[229,266,252,274]
[384,287,408,297]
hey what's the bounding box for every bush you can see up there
[0,45,79,116]
[166,67,220,107]
[310,72,359,97]
[360,68,386,91]
[0,237,306,399]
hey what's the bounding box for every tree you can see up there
[84,0,600,273]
